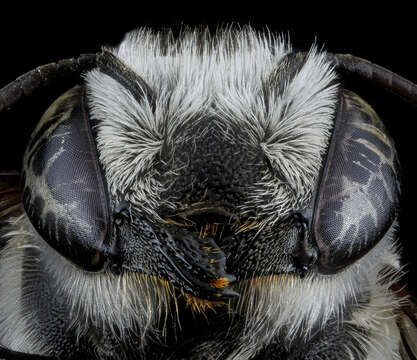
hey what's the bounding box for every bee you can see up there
[0,27,416,359]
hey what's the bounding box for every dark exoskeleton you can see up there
[0,29,417,360]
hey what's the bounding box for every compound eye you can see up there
[22,86,111,271]
[313,90,400,274]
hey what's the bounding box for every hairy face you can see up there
[1,27,405,359]
[84,28,338,303]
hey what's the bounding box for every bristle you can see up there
[182,291,226,315]
[209,277,230,289]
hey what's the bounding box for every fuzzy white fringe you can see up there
[0,214,404,359]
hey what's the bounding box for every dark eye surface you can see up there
[313,90,400,273]
[21,86,112,270]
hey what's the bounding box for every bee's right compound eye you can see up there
[312,90,400,274]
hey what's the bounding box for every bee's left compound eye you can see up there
[311,90,401,274]
[21,86,112,271]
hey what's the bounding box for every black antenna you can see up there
[0,53,97,112]
[331,53,417,105]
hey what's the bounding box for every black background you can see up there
[1,6,416,291]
